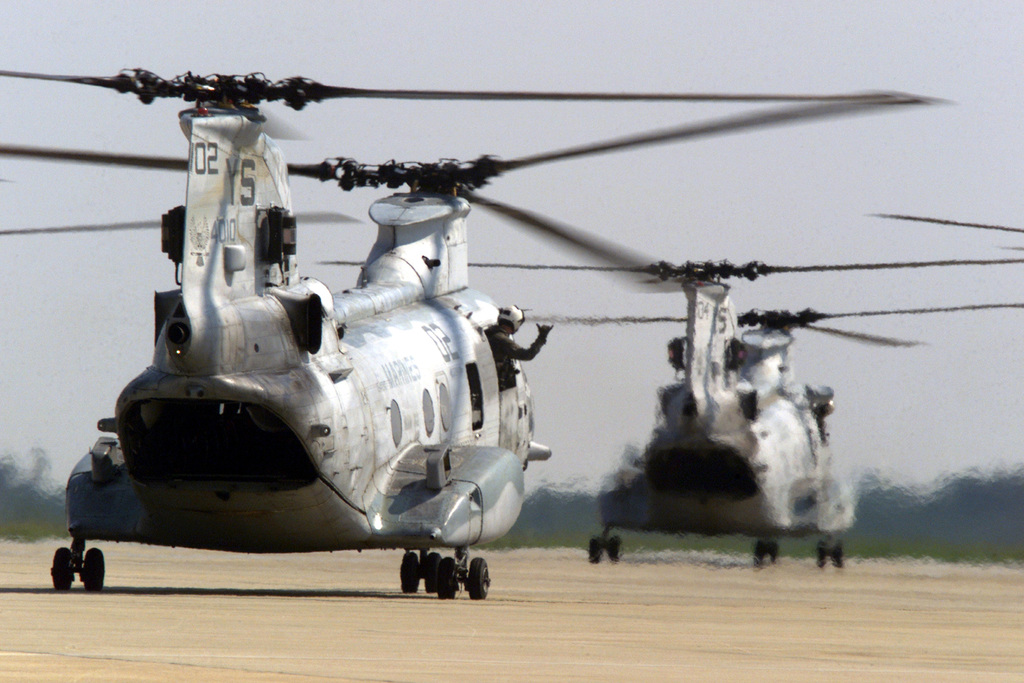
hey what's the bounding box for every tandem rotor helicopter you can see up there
[0,68,934,597]
[524,253,1024,567]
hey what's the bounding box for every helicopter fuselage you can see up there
[599,283,853,541]
[62,107,544,555]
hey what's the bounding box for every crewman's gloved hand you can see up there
[537,324,553,339]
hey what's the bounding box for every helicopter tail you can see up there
[680,281,739,418]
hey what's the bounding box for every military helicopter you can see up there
[545,254,1024,567]
[0,68,929,597]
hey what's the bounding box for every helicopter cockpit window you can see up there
[725,338,747,371]
[667,337,687,372]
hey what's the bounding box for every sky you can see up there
[2,1,1024,494]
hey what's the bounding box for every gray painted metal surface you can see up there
[599,281,853,542]
[64,107,546,557]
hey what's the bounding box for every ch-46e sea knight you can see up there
[0,69,930,596]
[562,256,1024,567]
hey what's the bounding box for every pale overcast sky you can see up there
[2,1,1024,492]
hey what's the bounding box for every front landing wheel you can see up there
[81,548,105,592]
[400,551,420,593]
[467,557,490,600]
[51,547,73,591]
[588,537,603,563]
[436,556,458,600]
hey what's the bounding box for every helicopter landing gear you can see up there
[51,539,105,591]
[816,540,844,568]
[399,549,445,594]
[403,548,488,599]
[753,539,779,567]
[435,547,489,600]
[588,528,621,563]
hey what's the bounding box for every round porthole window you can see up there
[423,388,435,436]
[390,399,402,446]
[439,382,451,432]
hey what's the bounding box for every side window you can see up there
[438,381,452,432]
[466,363,484,431]
[422,388,435,437]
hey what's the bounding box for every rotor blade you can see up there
[1,211,358,237]
[823,302,1024,320]
[0,144,187,171]
[769,257,1024,275]
[531,315,688,326]
[304,85,921,104]
[262,109,306,141]
[461,191,654,272]
[872,213,1024,236]
[0,69,131,90]
[319,259,626,272]
[0,220,158,236]
[497,96,931,174]
[803,324,923,348]
[321,256,1024,279]
[0,69,930,107]
[295,211,361,224]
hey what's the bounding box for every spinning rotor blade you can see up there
[0,69,924,108]
[462,191,656,273]
[302,94,933,193]
[530,315,687,326]
[320,256,1024,281]
[0,142,332,177]
[0,211,357,237]
[739,302,1024,330]
[802,324,922,348]
[873,213,1024,235]
[0,144,186,171]
[499,96,929,174]
[461,193,639,267]
[320,259,627,272]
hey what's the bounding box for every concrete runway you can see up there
[1,541,1021,682]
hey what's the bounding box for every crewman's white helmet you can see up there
[498,306,525,332]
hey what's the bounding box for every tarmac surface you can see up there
[0,541,1021,682]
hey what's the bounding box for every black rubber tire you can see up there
[436,557,458,600]
[400,551,420,594]
[816,541,828,569]
[754,540,766,567]
[81,547,105,592]
[588,537,603,564]
[767,541,779,564]
[831,543,844,569]
[51,547,73,591]
[607,536,622,563]
[422,552,442,593]
[467,557,490,600]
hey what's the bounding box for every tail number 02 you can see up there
[192,142,219,175]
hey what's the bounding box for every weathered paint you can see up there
[65,107,545,554]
